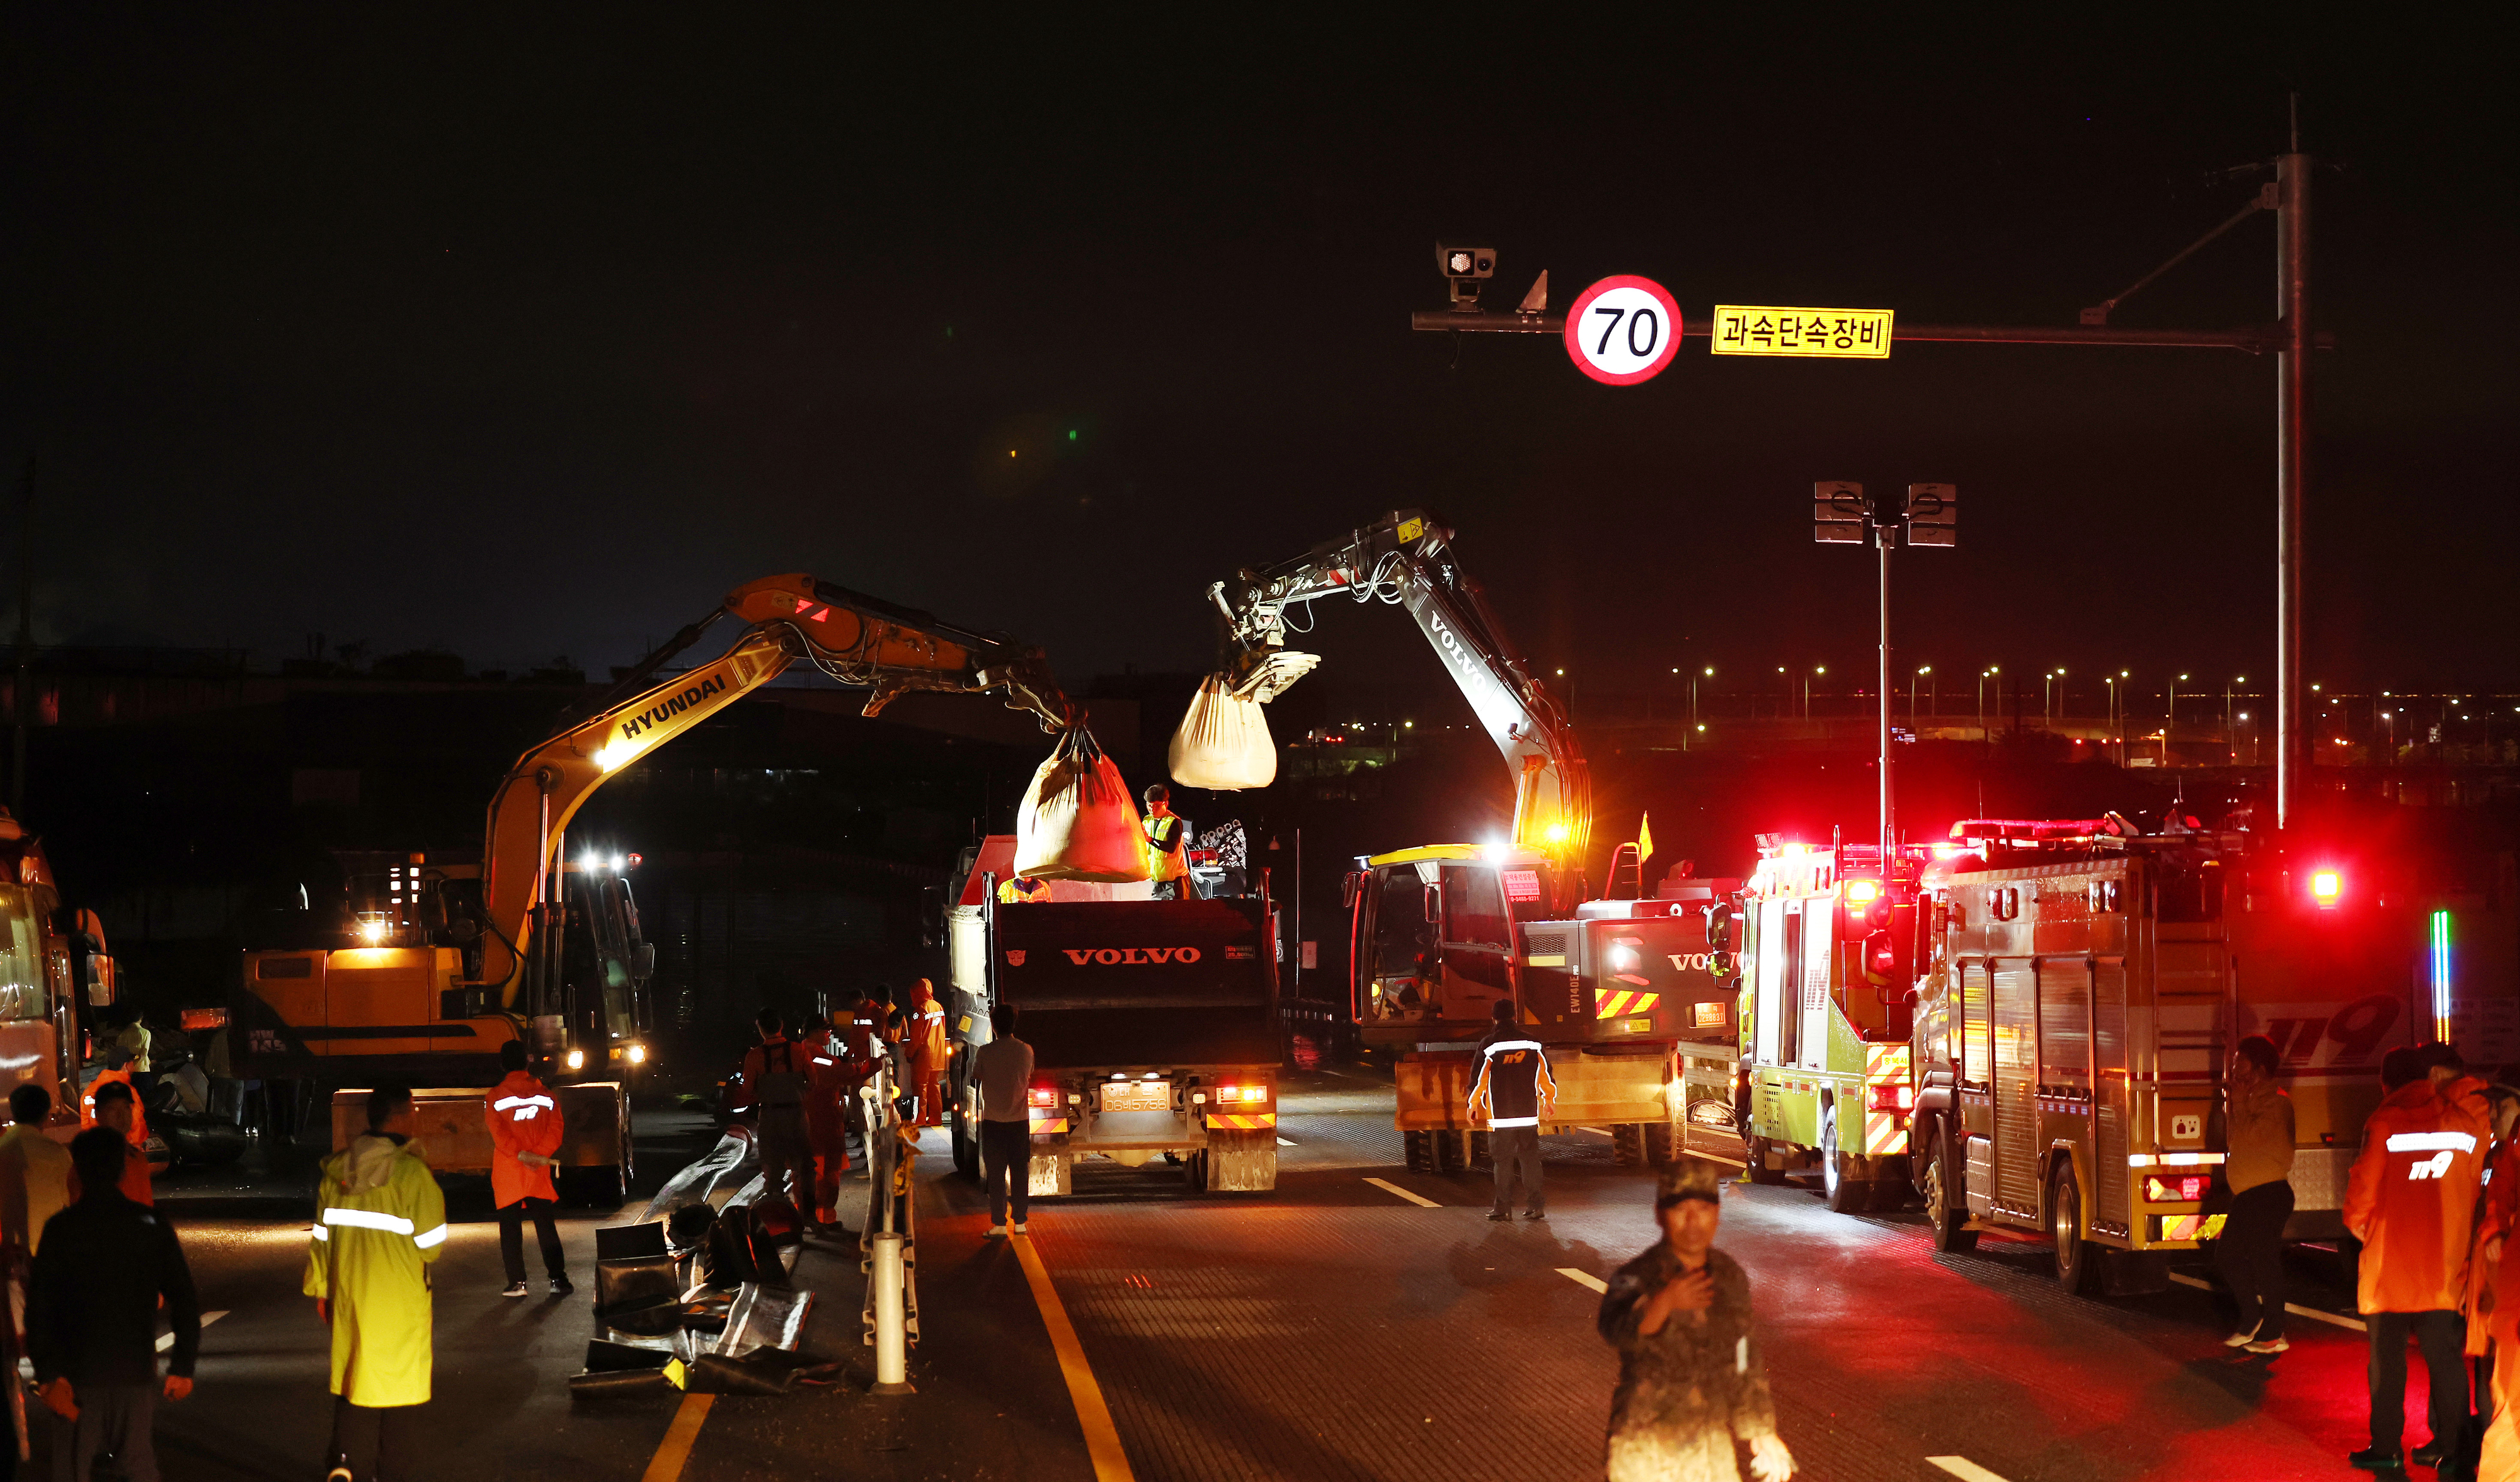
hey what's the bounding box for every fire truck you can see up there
[1892,815,2511,1295]
[1731,836,1928,1212]
[1208,512,1736,1171]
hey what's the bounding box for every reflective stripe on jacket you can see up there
[306,1132,446,1406]
[1469,1033,1555,1129]
[2346,1080,2490,1314]
[488,1070,563,1208]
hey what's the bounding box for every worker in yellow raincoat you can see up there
[305,1083,444,1482]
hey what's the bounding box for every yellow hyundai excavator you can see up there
[234,574,1078,1194]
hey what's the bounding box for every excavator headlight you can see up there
[565,1047,585,1072]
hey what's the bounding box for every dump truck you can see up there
[944,836,1281,1195]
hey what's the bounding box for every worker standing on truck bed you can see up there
[2348,1046,2490,1474]
[1596,1161,1794,1482]
[488,1041,571,1299]
[1469,1001,1555,1222]
[1142,785,1189,900]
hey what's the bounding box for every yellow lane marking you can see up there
[640,1393,715,1482]
[1363,1177,1441,1208]
[1013,1233,1137,1482]
[1557,1268,1608,1294]
[1927,1459,2013,1482]
[2167,1272,2366,1331]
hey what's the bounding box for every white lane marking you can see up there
[1363,1177,1441,1209]
[1578,1126,1615,1136]
[1557,1267,1608,1294]
[1927,1459,2014,1482]
[1277,1137,1297,1146]
[158,1309,227,1353]
[2168,1272,2367,1331]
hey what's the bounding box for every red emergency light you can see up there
[1844,879,1881,904]
[2310,869,2344,908]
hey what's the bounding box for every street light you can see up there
[1911,665,1932,724]
[1805,665,1826,720]
[1978,666,1999,744]
[2044,668,2066,726]
[2226,675,2246,744]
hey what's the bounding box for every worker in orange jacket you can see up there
[2469,1085,2520,1482]
[796,1013,852,1234]
[2347,1046,2492,1473]
[907,979,949,1127]
[488,1041,571,1297]
[77,1078,153,1206]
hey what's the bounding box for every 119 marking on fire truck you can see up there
[1565,275,1683,385]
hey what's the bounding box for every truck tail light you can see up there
[1215,1084,1269,1105]
[2310,869,2344,907]
[2145,1175,2211,1202]
[1027,1085,1059,1108]
[1864,1082,1914,1114]
[1844,879,1880,904]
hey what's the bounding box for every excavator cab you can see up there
[1349,846,1555,1037]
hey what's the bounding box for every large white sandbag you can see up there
[1168,675,1277,790]
[1014,727,1149,882]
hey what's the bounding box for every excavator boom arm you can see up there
[475,573,1078,1001]
[1212,512,1591,869]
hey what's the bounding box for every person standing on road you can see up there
[1469,1000,1556,1221]
[798,1011,855,1233]
[2349,1046,2490,1474]
[974,1003,1033,1237]
[1141,784,1189,900]
[738,1009,815,1214]
[2219,1033,2296,1354]
[1597,1160,1795,1482]
[2466,1084,2520,1481]
[908,979,948,1127]
[81,1081,152,1206]
[0,1084,74,1257]
[488,1041,572,1299]
[307,1083,445,1482]
[26,1127,200,1482]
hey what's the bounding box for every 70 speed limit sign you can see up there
[1564,275,1683,385]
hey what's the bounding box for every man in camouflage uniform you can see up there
[1596,1160,1796,1482]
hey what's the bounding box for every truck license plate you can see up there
[1100,1080,1170,1112]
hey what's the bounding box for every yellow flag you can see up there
[1637,811,1654,865]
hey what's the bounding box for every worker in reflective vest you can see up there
[2346,1046,2491,1473]
[306,1083,445,1482]
[1468,1001,1556,1222]
[799,1012,853,1233]
[1142,784,1189,899]
[908,979,949,1127]
[488,1041,571,1299]
[738,1010,814,1212]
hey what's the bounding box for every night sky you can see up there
[6,12,2512,725]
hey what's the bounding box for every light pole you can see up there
[2238,710,2254,765]
[1911,666,1931,727]
[1979,666,1999,744]
[2169,673,2189,757]
[2226,675,2245,744]
[2044,668,2066,726]
[1805,665,1826,721]
[1692,666,1711,734]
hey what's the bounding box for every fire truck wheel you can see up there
[1925,1155,1978,1253]
[1745,1136,1787,1185]
[1821,1107,1869,1214]
[2050,1161,2099,1294]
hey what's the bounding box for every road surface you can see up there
[125,1071,2415,1481]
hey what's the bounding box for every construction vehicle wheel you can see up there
[1468,1129,1492,1169]
[1925,1153,1978,1253]
[950,1109,980,1180]
[1745,1136,1788,1185]
[1181,1149,1210,1192]
[1612,1124,1646,1167]
[1821,1107,1869,1213]
[2051,1161,2099,1295]
[1642,1120,1679,1165]
[1403,1130,1435,1173]
[1432,1130,1467,1175]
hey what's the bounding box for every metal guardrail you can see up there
[857,1059,920,1394]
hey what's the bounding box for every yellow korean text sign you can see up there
[1711,305,1894,359]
